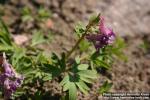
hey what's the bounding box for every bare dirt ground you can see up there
[0,0,150,99]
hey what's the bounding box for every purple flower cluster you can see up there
[86,16,115,51]
[0,53,23,99]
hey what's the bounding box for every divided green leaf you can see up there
[99,81,112,94]
[0,18,12,45]
[75,22,85,37]
[31,30,47,46]
[60,61,97,100]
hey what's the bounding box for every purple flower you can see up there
[2,59,15,77]
[4,78,23,99]
[0,53,23,99]
[99,17,115,44]
[0,74,6,85]
[86,16,115,51]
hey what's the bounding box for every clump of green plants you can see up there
[21,6,52,22]
[0,13,125,99]
[140,38,150,54]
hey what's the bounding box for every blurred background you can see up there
[0,0,150,99]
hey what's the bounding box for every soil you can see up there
[0,0,150,100]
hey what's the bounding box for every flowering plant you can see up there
[0,14,125,99]
[0,53,23,99]
[86,16,115,51]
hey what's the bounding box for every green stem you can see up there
[65,13,101,60]
[66,23,92,60]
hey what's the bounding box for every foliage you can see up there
[31,30,47,46]
[99,81,113,94]
[37,7,52,21]
[0,18,12,45]
[0,13,125,99]
[21,6,51,22]
[0,19,52,98]
[140,39,150,53]
[60,57,97,100]
[75,22,86,37]
[21,7,33,22]
[90,37,127,69]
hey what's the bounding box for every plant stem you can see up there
[65,13,100,60]
[66,24,91,60]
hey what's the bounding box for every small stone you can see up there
[13,34,28,45]
[45,19,54,29]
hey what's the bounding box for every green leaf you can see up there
[42,74,52,81]
[60,52,66,70]
[51,52,61,65]
[80,76,93,84]
[79,39,90,52]
[77,70,97,79]
[61,62,97,100]
[21,7,31,15]
[60,74,78,100]
[12,47,25,67]
[35,52,50,64]
[23,68,37,76]
[69,83,77,100]
[0,18,12,45]
[34,91,43,100]
[78,64,89,70]
[114,37,126,49]
[94,59,110,69]
[38,7,51,19]
[35,72,41,78]
[75,56,80,64]
[21,7,33,22]
[22,15,33,22]
[50,52,66,71]
[75,22,85,37]
[78,80,90,91]
[111,48,127,61]
[76,80,89,94]
[0,44,13,51]
[60,75,69,86]
[89,14,100,25]
[31,30,47,46]
[63,81,71,91]
[0,18,10,35]
[111,37,127,61]
[99,81,113,94]
[90,51,99,60]
[45,65,62,78]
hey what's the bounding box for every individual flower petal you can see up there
[107,32,115,44]
[0,74,6,85]
[2,55,15,77]
[4,78,10,90]
[99,16,113,35]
